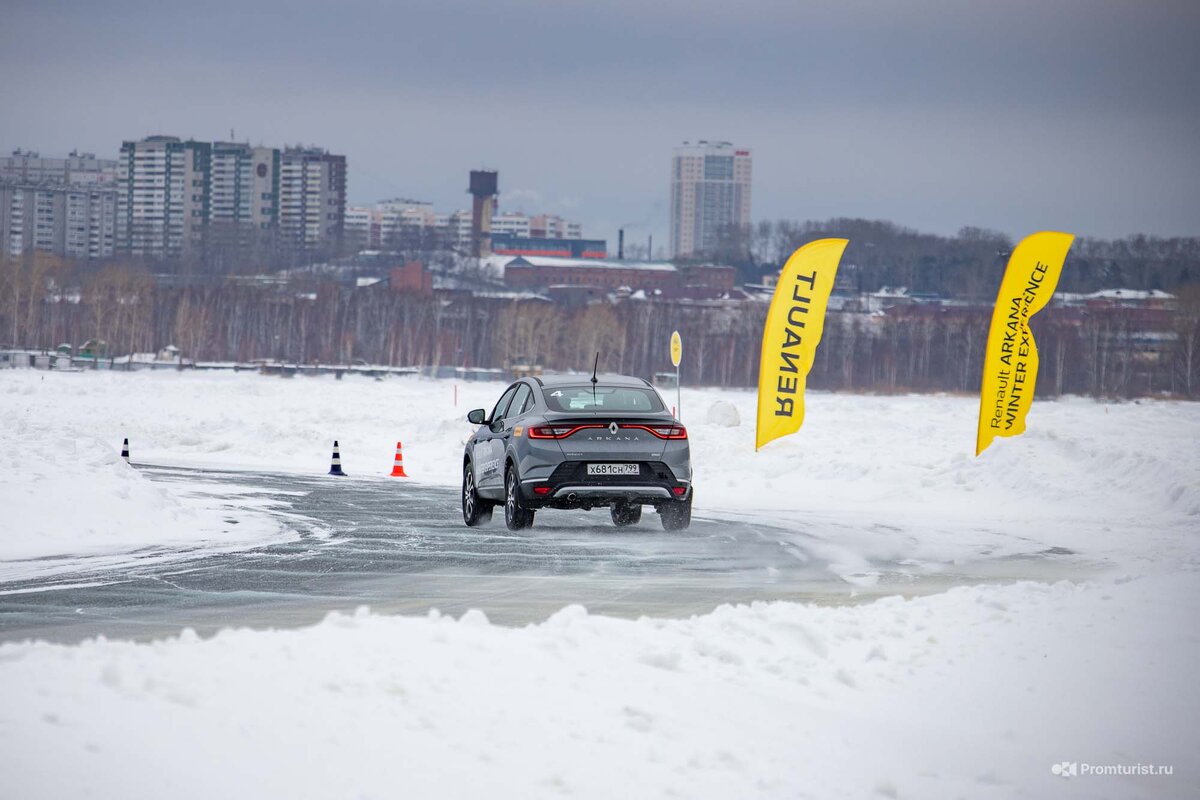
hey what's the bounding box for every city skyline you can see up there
[3,1,1199,253]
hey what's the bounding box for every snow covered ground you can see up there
[0,403,294,580]
[1,574,1194,798]
[1,370,1196,576]
[0,369,1197,797]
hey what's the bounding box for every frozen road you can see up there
[0,465,1091,644]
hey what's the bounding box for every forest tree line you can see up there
[699,219,1200,297]
[53,213,1200,302]
[2,252,1197,399]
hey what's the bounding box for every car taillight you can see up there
[658,424,687,440]
[672,486,687,496]
[528,424,603,439]
[533,485,552,496]
[620,423,687,439]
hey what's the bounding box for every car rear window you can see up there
[543,385,664,413]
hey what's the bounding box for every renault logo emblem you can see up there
[609,422,619,435]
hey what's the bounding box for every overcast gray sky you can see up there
[3,0,1197,253]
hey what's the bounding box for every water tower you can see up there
[468,170,498,257]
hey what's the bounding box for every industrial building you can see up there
[503,256,679,292]
[491,234,606,259]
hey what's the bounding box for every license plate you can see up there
[587,463,638,476]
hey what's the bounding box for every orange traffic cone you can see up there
[389,441,408,478]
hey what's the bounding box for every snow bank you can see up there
[0,369,501,479]
[0,415,292,576]
[684,389,1200,577]
[0,572,1193,799]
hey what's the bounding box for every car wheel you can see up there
[462,463,492,526]
[504,464,535,531]
[659,491,692,531]
[610,503,642,527]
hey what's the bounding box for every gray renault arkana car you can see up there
[462,374,692,531]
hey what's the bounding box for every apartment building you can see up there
[209,142,279,229]
[115,136,211,259]
[0,149,117,186]
[0,181,116,259]
[669,140,752,258]
[530,214,582,240]
[346,200,442,250]
[278,147,346,252]
[344,203,587,256]
[491,212,531,238]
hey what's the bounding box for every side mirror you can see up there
[467,408,486,425]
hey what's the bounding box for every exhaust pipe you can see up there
[567,492,578,503]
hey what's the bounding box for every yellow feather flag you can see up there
[976,231,1075,455]
[756,238,848,451]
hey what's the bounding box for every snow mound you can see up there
[0,419,291,570]
[0,574,1194,798]
[704,399,741,428]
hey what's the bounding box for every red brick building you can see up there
[679,264,737,291]
[389,261,433,294]
[503,256,678,292]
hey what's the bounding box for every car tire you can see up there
[610,503,642,527]
[659,491,692,531]
[504,464,535,531]
[462,462,492,526]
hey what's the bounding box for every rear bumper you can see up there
[553,484,674,501]
[528,484,690,509]
[521,460,690,509]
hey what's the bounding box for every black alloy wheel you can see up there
[504,465,535,531]
[462,463,492,526]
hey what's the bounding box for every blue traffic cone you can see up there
[329,440,347,476]
[121,437,130,463]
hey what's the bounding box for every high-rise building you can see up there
[669,140,752,258]
[208,142,279,230]
[0,149,117,186]
[206,142,280,265]
[279,147,346,253]
[0,180,116,259]
[115,136,211,259]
